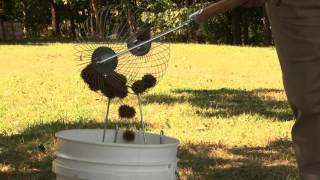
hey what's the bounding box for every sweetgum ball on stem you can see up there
[113,85,128,99]
[101,80,116,99]
[112,72,128,84]
[142,74,157,88]
[104,73,128,99]
[118,105,136,118]
[111,80,128,99]
[81,64,105,92]
[131,80,147,94]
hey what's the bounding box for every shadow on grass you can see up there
[0,118,150,179]
[145,88,293,121]
[0,119,298,179]
[178,139,298,180]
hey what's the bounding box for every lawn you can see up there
[0,43,298,179]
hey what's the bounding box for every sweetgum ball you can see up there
[114,85,128,99]
[123,130,135,142]
[81,64,104,92]
[142,74,157,88]
[118,105,136,118]
[131,80,147,94]
[101,81,116,99]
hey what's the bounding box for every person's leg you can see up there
[284,60,320,179]
[266,0,320,179]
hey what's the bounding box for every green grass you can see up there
[0,43,298,179]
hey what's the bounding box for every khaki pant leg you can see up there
[266,0,320,179]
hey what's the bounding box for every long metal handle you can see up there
[96,20,191,65]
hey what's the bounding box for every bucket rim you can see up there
[55,129,180,148]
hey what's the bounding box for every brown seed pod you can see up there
[119,105,136,118]
[131,80,147,94]
[122,130,135,142]
[114,85,128,99]
[101,86,116,99]
[142,74,157,88]
[81,64,105,92]
[113,82,128,99]
[103,73,128,99]
[100,78,116,99]
[111,72,128,84]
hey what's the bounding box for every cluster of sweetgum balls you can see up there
[81,63,157,142]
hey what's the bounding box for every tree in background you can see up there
[1,0,273,46]
[51,0,59,36]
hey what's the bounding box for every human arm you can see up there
[190,0,267,23]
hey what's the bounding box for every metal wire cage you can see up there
[75,5,170,96]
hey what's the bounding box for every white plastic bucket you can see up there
[52,129,179,180]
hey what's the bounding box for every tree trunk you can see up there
[90,0,100,37]
[231,7,241,45]
[0,0,3,13]
[0,20,4,40]
[51,0,59,36]
[243,17,249,45]
[90,0,98,17]
[262,7,272,46]
[21,0,27,36]
[70,11,76,37]
[226,12,233,44]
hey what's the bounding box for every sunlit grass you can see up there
[0,43,298,179]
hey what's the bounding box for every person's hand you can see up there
[242,0,267,8]
[188,9,204,23]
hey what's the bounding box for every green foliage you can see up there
[2,0,271,45]
[25,1,52,36]
[3,0,52,36]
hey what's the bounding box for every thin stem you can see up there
[114,125,119,143]
[137,94,146,144]
[102,98,111,142]
[160,130,164,144]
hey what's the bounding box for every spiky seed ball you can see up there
[114,85,128,99]
[101,87,116,99]
[131,80,147,94]
[123,130,135,142]
[105,72,128,85]
[119,105,136,118]
[112,72,127,84]
[142,74,157,88]
[103,73,128,99]
[101,80,116,99]
[81,64,104,91]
